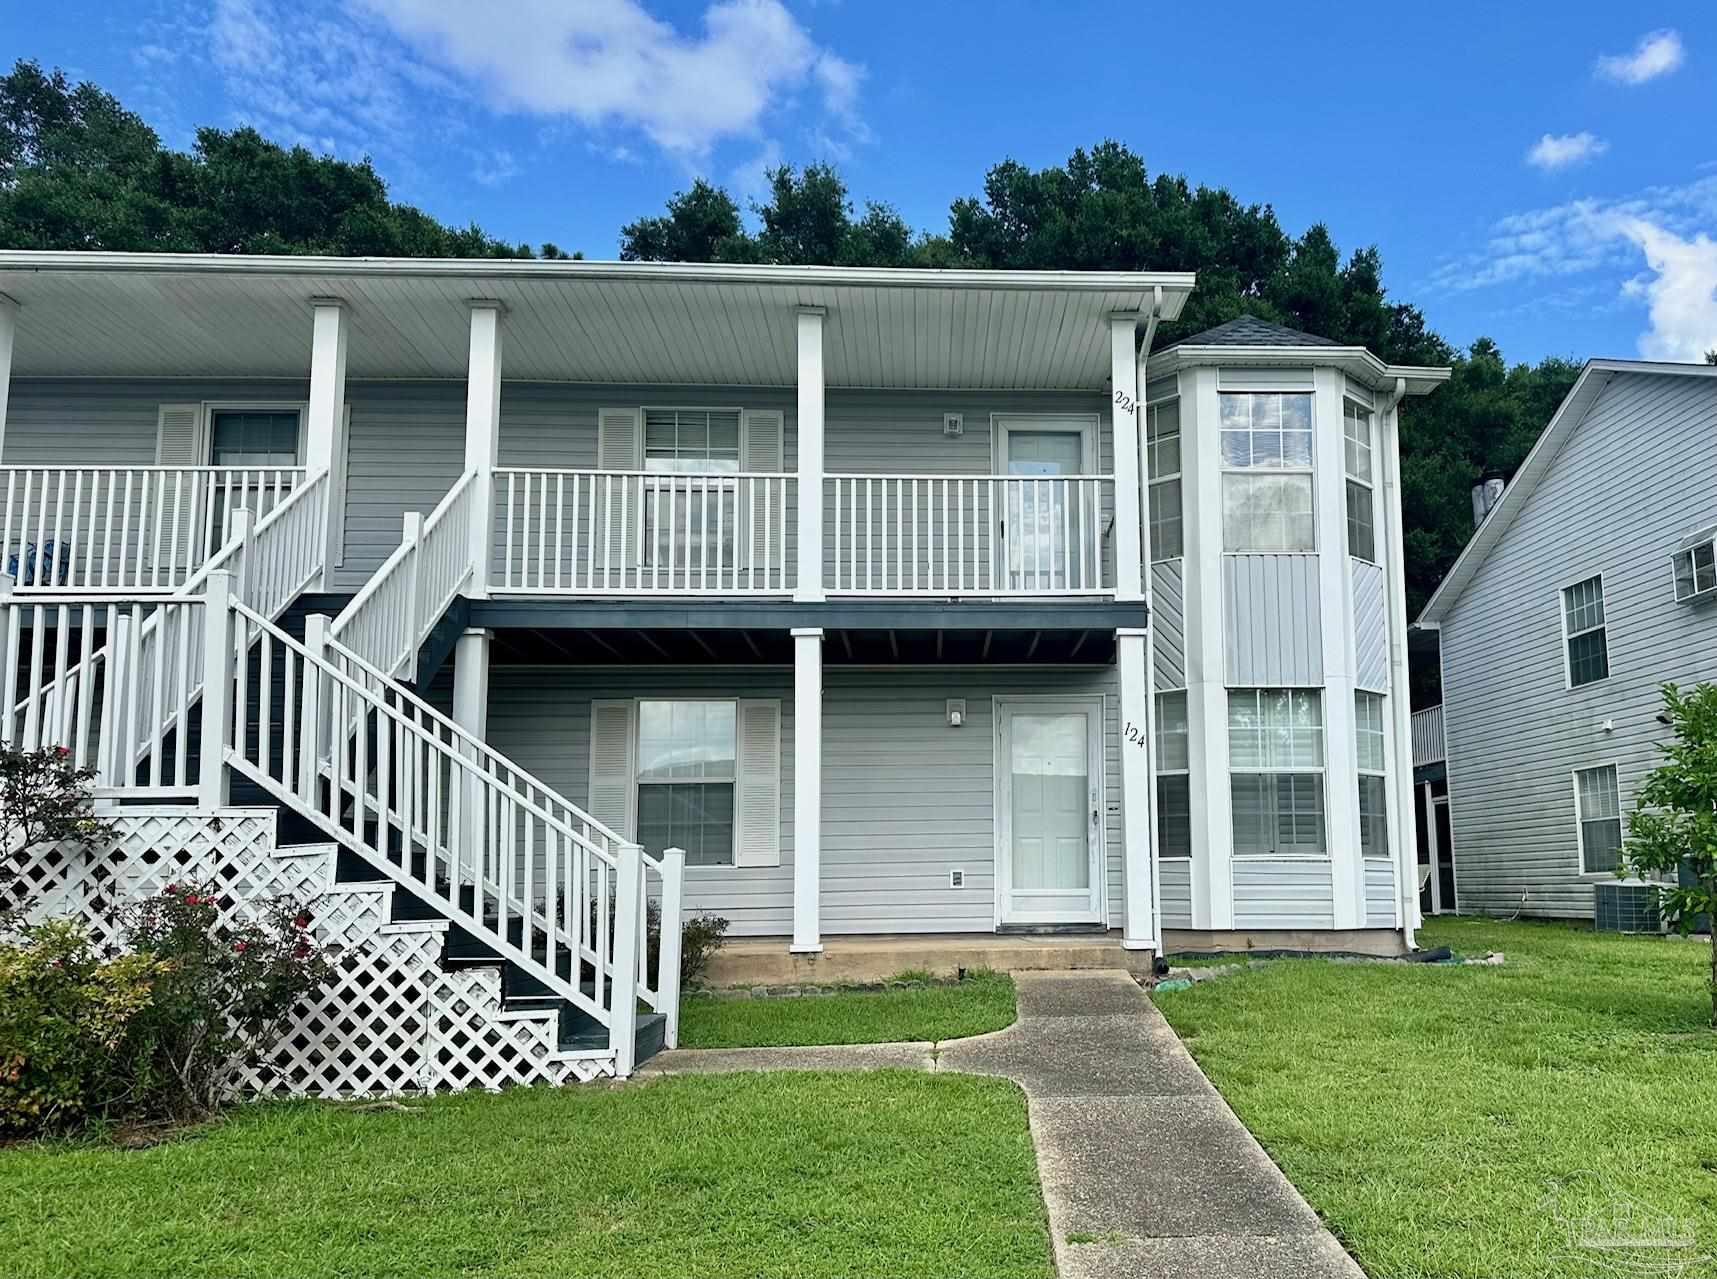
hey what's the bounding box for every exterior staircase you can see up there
[3,466,683,1088]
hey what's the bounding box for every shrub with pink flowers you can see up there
[122,884,334,1117]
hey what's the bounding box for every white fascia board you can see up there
[0,250,1197,310]
[1149,342,1450,395]
[1417,362,1614,625]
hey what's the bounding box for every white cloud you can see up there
[1434,175,1717,360]
[356,0,865,155]
[470,149,519,187]
[1612,220,1717,361]
[1526,132,1607,172]
[1595,29,1685,85]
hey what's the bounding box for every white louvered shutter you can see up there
[734,698,781,868]
[596,408,642,583]
[587,699,638,840]
[331,404,351,568]
[153,405,206,584]
[741,410,785,584]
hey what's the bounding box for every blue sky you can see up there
[7,0,1717,366]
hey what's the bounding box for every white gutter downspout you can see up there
[1136,286,1165,955]
[1378,375,1419,948]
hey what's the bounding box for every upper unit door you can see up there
[997,699,1104,926]
[997,418,1094,592]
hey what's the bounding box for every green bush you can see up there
[0,919,164,1134]
[0,745,115,935]
[124,884,335,1117]
[678,912,729,988]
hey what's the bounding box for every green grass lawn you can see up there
[1155,917,1717,1279]
[0,1071,1051,1279]
[679,970,1017,1048]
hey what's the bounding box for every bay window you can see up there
[1228,689,1326,856]
[1220,392,1315,552]
[1355,691,1389,858]
[1343,400,1377,563]
[1154,691,1190,858]
[1145,398,1183,560]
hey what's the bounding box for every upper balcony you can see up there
[0,253,1199,613]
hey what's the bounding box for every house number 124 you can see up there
[1123,721,1147,749]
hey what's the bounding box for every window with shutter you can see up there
[596,409,643,579]
[735,699,782,868]
[741,410,784,581]
[587,699,638,839]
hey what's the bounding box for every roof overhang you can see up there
[1418,358,1717,625]
[1145,341,1450,396]
[0,251,1195,390]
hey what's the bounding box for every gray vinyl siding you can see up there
[1363,859,1397,928]
[1440,371,1717,919]
[468,664,1123,938]
[1351,560,1389,692]
[341,384,465,587]
[1232,859,1335,929]
[1159,858,1192,927]
[1223,553,1323,685]
[3,378,308,467]
[1151,560,1186,689]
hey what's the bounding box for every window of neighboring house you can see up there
[1672,533,1717,602]
[1355,691,1389,858]
[1574,764,1622,875]
[1220,392,1315,552]
[1343,400,1377,563]
[1154,690,1190,857]
[1228,688,1326,856]
[636,700,737,867]
[642,408,741,566]
[1145,398,1183,561]
[1562,575,1610,687]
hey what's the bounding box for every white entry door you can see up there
[997,699,1104,926]
[997,418,1095,592]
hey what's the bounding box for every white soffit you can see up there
[0,253,1195,389]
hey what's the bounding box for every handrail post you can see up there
[400,510,423,681]
[608,840,645,1077]
[0,571,14,748]
[658,846,686,1049]
[229,507,256,603]
[197,570,234,809]
[299,614,330,807]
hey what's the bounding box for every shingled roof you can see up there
[1162,315,1343,349]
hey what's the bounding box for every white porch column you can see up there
[306,299,349,591]
[794,308,825,603]
[0,293,17,459]
[452,627,493,869]
[464,301,504,599]
[1117,627,1158,950]
[1314,368,1363,930]
[1421,780,1442,915]
[790,626,824,953]
[1184,366,1233,929]
[1109,313,1145,602]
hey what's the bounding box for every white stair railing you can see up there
[0,465,304,593]
[330,469,477,680]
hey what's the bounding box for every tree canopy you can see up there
[3,59,1579,647]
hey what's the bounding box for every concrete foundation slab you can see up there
[704,931,1156,986]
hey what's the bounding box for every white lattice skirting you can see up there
[15,807,616,1097]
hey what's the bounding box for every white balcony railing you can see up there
[826,474,1113,596]
[0,466,305,594]
[1411,705,1445,768]
[494,469,795,595]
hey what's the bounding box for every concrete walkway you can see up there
[643,970,1363,1279]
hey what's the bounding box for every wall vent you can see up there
[942,413,963,437]
[949,869,965,889]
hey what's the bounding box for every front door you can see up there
[998,419,1093,592]
[997,699,1104,926]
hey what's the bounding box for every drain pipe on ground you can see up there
[1378,374,1421,952]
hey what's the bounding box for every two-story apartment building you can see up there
[0,253,1445,1087]
[1418,359,1717,924]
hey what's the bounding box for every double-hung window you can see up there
[1354,691,1389,858]
[643,408,740,568]
[1672,529,1717,602]
[1145,398,1183,561]
[1154,691,1191,857]
[1562,575,1609,687]
[1573,764,1622,874]
[1220,392,1315,552]
[1343,400,1377,563]
[206,407,302,550]
[635,700,737,867]
[1228,689,1326,856]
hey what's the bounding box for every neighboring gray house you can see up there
[1418,359,1717,921]
[0,253,1444,1089]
